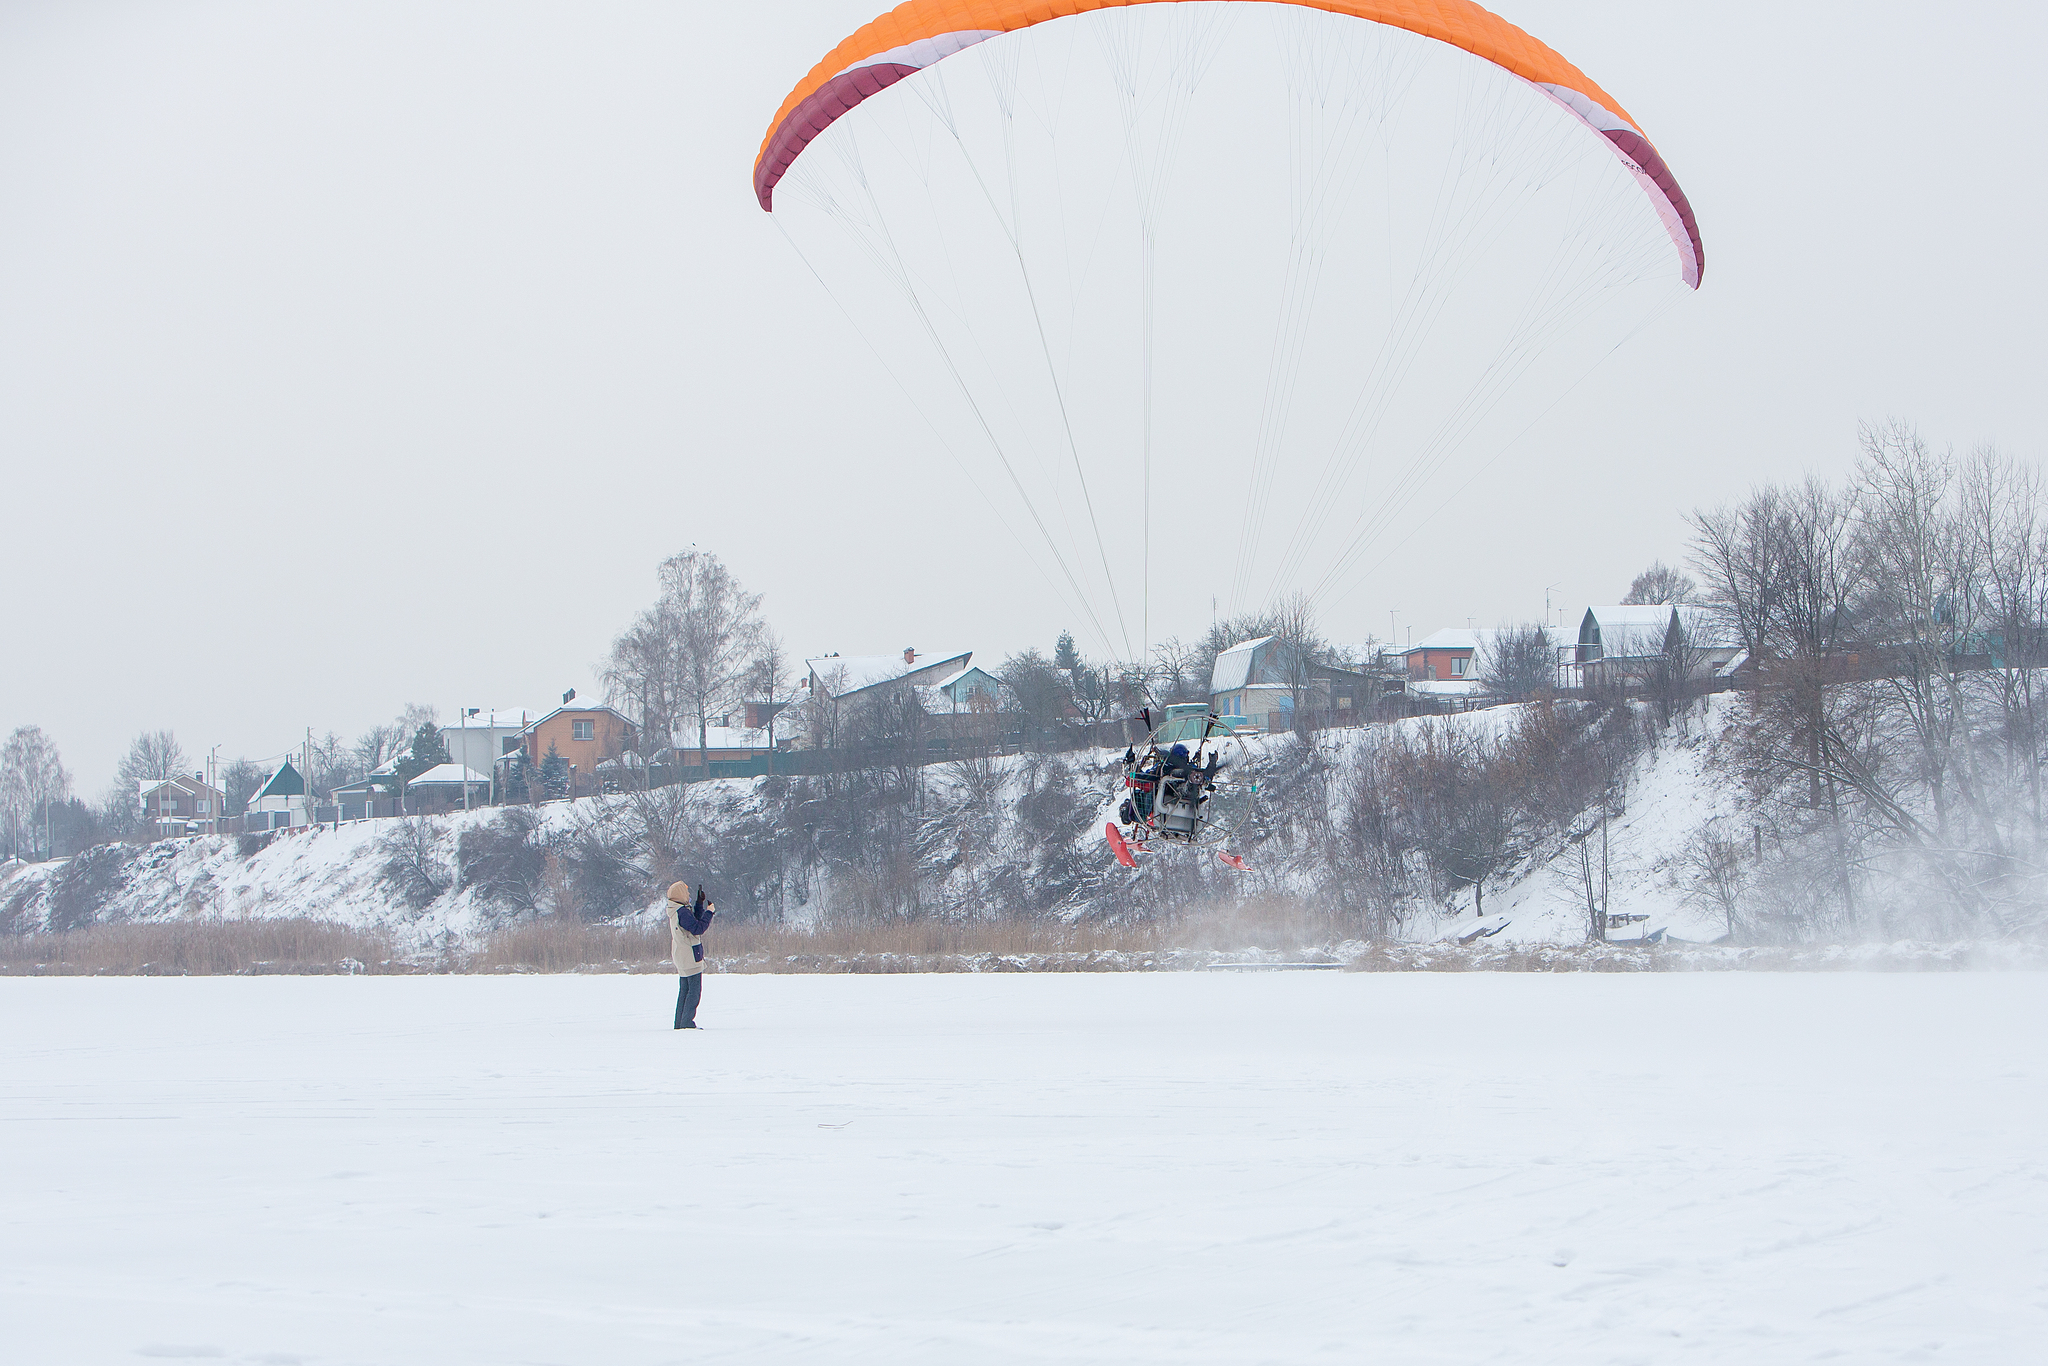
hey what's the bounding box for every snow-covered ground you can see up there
[4,973,2042,1363]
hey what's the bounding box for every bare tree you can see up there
[394,703,439,737]
[1622,561,1697,605]
[747,633,793,774]
[306,731,359,801]
[1679,422,2048,939]
[1854,422,1980,851]
[603,605,688,774]
[1477,623,1553,701]
[1680,821,1752,942]
[221,759,267,818]
[1689,486,1788,689]
[1960,446,2048,834]
[377,817,451,909]
[1,726,71,860]
[1000,648,1071,749]
[677,553,767,768]
[116,732,190,803]
[351,721,408,774]
[605,551,766,773]
[1147,637,1205,704]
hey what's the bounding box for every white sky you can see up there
[3,1,2044,791]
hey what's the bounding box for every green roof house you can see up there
[246,759,309,830]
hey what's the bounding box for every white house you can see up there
[1210,636,1292,727]
[438,709,537,780]
[806,647,974,702]
[933,665,1004,712]
[1573,605,1745,687]
[245,759,310,830]
[1210,637,1373,729]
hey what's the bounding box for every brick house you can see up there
[1400,628,1502,683]
[138,774,226,837]
[520,704,639,795]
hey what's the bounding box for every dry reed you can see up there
[0,918,397,976]
[9,912,2020,977]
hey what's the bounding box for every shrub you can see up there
[456,808,549,912]
[377,817,450,909]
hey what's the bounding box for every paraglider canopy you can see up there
[754,0,1702,287]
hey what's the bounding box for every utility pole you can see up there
[461,708,480,811]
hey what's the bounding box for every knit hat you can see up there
[665,881,691,904]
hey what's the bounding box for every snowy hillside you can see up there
[2,698,1776,949]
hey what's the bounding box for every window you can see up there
[1452,657,1467,676]
[572,720,595,742]
[195,800,209,815]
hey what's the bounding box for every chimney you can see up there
[903,647,917,665]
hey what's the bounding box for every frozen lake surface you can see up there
[3,971,2043,1364]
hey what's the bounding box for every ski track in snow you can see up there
[4,973,2043,1363]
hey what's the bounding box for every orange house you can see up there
[521,705,639,789]
[1400,628,1488,683]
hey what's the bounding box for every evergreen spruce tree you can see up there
[540,742,570,799]
[393,722,451,787]
[1053,630,1082,673]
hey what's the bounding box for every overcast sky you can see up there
[3,0,2044,791]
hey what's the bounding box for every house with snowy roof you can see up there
[934,665,1003,712]
[1210,637,1374,731]
[805,647,974,702]
[138,774,225,838]
[662,720,777,771]
[1573,605,1745,689]
[331,761,401,821]
[244,760,309,831]
[1399,628,1502,684]
[515,704,638,797]
[404,763,491,813]
[795,648,980,751]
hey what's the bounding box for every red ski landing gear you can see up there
[1109,822,1248,872]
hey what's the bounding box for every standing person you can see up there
[667,881,716,1029]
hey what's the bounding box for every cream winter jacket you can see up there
[669,898,713,976]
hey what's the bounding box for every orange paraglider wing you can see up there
[753,0,1702,288]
